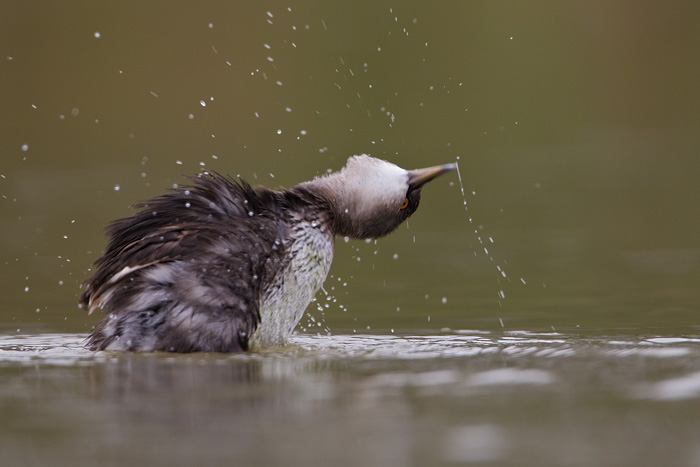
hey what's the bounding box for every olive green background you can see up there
[2,1,699,333]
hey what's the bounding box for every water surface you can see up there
[2,331,700,466]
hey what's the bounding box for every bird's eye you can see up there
[400,198,409,210]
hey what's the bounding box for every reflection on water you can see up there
[3,331,700,397]
[0,330,699,467]
[2,331,700,466]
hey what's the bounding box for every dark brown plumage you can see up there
[80,155,455,353]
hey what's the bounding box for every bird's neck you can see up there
[295,173,374,239]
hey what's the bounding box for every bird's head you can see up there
[302,154,456,239]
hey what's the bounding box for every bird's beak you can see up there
[407,162,458,189]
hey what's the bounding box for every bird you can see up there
[79,154,456,353]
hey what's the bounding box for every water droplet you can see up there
[21,144,28,152]
[441,297,447,304]
[113,184,120,191]
[94,31,101,38]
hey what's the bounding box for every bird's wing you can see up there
[82,217,289,352]
[80,174,291,352]
[80,173,279,312]
[81,224,197,313]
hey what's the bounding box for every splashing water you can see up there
[454,157,526,318]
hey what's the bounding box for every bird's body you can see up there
[80,155,455,352]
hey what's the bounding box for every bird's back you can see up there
[81,173,328,352]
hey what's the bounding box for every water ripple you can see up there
[0,331,698,368]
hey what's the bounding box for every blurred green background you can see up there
[2,0,699,336]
